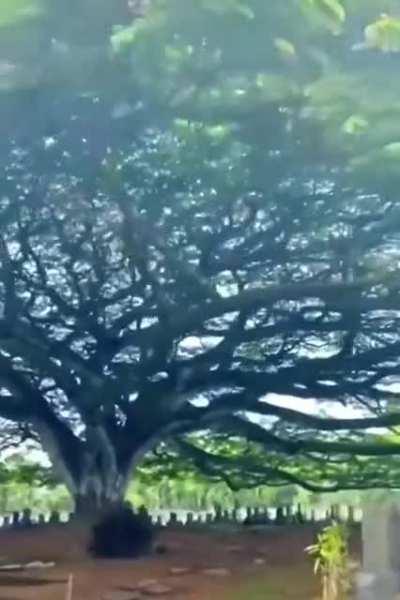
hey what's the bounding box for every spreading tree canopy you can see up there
[2,0,400,511]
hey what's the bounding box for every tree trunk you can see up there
[73,488,124,519]
[34,419,151,520]
[73,470,129,519]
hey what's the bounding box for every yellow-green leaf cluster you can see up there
[365,14,400,52]
[301,0,346,34]
[0,0,43,28]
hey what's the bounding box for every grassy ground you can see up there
[0,524,358,599]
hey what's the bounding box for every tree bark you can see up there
[73,487,125,518]
[30,414,171,521]
[73,465,130,518]
[33,419,136,518]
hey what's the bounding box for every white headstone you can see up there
[357,500,400,599]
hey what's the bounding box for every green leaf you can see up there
[111,24,139,54]
[274,38,297,61]
[342,115,369,135]
[365,14,400,52]
[205,124,235,142]
[111,8,166,54]
[201,0,254,20]
[318,0,346,24]
[301,0,346,34]
[383,141,400,158]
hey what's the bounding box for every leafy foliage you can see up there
[301,0,346,34]
[306,521,351,599]
[0,0,43,28]
[0,459,55,487]
[365,14,400,52]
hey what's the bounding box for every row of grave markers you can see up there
[0,503,362,529]
[6,501,400,597]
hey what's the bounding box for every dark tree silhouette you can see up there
[2,0,400,512]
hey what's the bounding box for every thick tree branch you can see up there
[175,439,400,493]
[212,415,400,457]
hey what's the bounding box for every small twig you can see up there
[65,573,74,600]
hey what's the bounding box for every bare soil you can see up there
[0,524,359,599]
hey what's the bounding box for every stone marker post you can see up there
[11,511,20,528]
[21,508,32,527]
[49,510,60,524]
[348,505,355,524]
[357,500,400,599]
[155,515,163,527]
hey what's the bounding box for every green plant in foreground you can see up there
[306,522,351,600]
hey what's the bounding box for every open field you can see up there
[0,524,360,599]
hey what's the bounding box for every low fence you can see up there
[0,503,362,530]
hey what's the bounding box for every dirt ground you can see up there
[0,524,360,599]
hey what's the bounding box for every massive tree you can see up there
[2,0,400,512]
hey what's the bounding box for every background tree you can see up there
[2,0,400,514]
